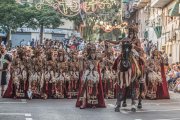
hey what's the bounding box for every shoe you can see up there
[80,104,86,109]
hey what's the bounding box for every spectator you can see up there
[168,65,180,84]
[168,54,173,65]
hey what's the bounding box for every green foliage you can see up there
[0,0,64,32]
[0,0,22,32]
[68,14,82,27]
[26,5,64,29]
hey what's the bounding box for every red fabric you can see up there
[156,62,170,99]
[3,78,13,98]
[76,63,106,108]
[70,45,76,50]
[112,55,121,71]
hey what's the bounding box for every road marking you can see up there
[0,102,27,104]
[154,118,180,120]
[134,119,142,120]
[121,110,129,114]
[26,118,33,120]
[137,109,180,113]
[25,114,31,117]
[0,113,30,116]
[21,99,27,102]
[143,102,180,105]
[108,104,115,107]
[108,102,180,107]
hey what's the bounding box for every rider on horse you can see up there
[105,23,146,112]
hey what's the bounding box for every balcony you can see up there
[137,0,150,8]
[151,0,171,8]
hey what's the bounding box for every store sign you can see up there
[16,28,73,34]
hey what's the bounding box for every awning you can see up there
[154,26,162,39]
[169,1,180,16]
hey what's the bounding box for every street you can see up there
[0,92,180,120]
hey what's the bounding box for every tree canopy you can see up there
[0,0,64,33]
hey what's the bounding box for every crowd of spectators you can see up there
[166,63,180,92]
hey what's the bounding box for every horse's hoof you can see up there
[131,108,136,112]
[92,106,96,109]
[122,102,127,107]
[115,107,120,112]
[137,104,142,109]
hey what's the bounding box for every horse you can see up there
[113,40,143,112]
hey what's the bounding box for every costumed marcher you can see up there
[105,24,146,112]
[67,62,79,98]
[28,64,43,99]
[154,51,170,99]
[53,64,66,98]
[146,60,162,99]
[0,45,12,97]
[76,44,106,109]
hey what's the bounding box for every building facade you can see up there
[123,0,180,63]
[12,0,75,47]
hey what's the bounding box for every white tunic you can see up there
[82,70,99,82]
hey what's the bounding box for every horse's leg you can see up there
[115,72,123,112]
[138,82,143,109]
[122,87,128,107]
[115,89,123,112]
[131,81,136,112]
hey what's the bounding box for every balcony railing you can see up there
[151,0,171,8]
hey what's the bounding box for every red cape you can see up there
[156,62,170,99]
[76,63,106,108]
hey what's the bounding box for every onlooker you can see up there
[168,54,173,65]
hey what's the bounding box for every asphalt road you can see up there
[0,91,180,120]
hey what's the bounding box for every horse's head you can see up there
[120,41,132,72]
[122,41,132,60]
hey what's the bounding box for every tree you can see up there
[0,0,27,47]
[0,0,65,46]
[23,5,64,44]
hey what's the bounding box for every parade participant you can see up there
[76,44,105,109]
[63,62,70,98]
[0,45,12,97]
[12,60,22,98]
[67,62,79,98]
[19,61,27,98]
[105,24,145,112]
[28,64,43,99]
[42,63,51,99]
[146,61,162,99]
[54,65,66,98]
[151,50,170,99]
[58,49,66,62]
[104,47,115,99]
